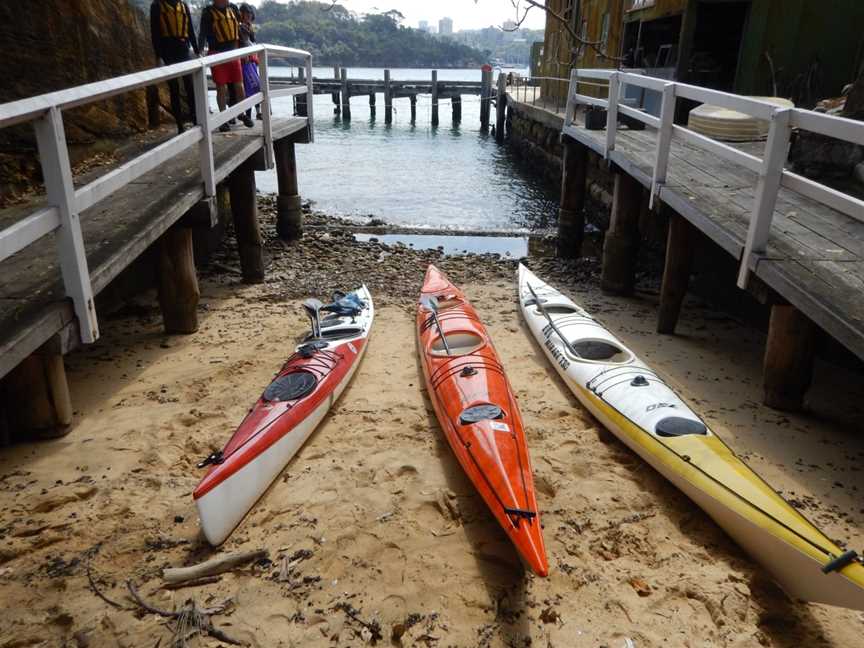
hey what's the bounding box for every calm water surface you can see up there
[255,67,559,233]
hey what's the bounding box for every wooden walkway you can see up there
[506,74,864,410]
[560,108,864,361]
[0,117,307,380]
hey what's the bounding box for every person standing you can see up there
[238,3,262,121]
[150,0,199,134]
[199,0,253,131]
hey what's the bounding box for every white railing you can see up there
[564,69,864,288]
[0,44,313,345]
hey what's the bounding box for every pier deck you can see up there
[0,118,308,379]
[507,72,864,410]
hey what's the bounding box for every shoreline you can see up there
[1,200,863,646]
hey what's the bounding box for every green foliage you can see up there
[254,0,488,67]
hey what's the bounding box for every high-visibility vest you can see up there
[159,0,190,39]
[211,6,240,44]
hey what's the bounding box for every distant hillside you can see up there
[255,1,489,68]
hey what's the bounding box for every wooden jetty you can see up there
[0,45,313,438]
[508,69,864,412]
[269,67,496,127]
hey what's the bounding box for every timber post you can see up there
[495,72,507,143]
[557,136,588,258]
[480,67,493,130]
[2,349,73,438]
[410,95,417,123]
[763,304,818,411]
[601,170,643,295]
[295,66,308,117]
[228,157,265,283]
[332,65,341,115]
[274,135,303,241]
[158,225,200,334]
[431,70,439,127]
[368,92,376,119]
[657,211,696,334]
[384,69,393,124]
[340,68,351,120]
[452,95,462,123]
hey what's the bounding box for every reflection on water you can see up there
[255,67,560,233]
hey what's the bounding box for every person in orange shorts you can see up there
[199,0,253,131]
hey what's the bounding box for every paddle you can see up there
[303,298,324,339]
[420,295,452,356]
[525,282,581,359]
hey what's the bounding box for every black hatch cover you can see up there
[263,371,317,402]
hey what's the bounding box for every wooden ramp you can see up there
[0,117,307,381]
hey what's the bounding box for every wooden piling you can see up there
[3,351,73,437]
[295,66,308,117]
[480,68,493,130]
[274,136,303,241]
[340,68,351,120]
[410,95,417,123]
[228,158,265,283]
[601,171,643,295]
[368,92,376,119]
[657,212,695,334]
[495,72,507,143]
[452,95,462,123]
[763,304,818,411]
[557,136,588,258]
[332,65,341,115]
[431,70,439,127]
[158,225,200,334]
[384,69,393,124]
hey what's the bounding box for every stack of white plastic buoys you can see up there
[687,97,794,142]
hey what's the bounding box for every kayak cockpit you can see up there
[430,331,485,356]
[561,337,633,364]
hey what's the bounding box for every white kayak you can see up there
[518,264,864,610]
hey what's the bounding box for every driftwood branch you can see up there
[86,546,128,610]
[161,575,222,591]
[162,549,268,585]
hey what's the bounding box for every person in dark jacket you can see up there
[199,0,253,131]
[150,0,199,134]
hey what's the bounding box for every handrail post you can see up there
[650,83,676,209]
[737,107,793,288]
[34,106,99,343]
[305,54,315,141]
[564,69,578,128]
[605,71,620,158]
[259,48,274,170]
[194,64,216,197]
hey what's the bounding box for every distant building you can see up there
[439,17,453,36]
[418,20,429,33]
[503,20,518,31]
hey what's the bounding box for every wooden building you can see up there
[540,0,864,107]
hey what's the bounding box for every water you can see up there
[255,67,560,233]
[353,232,529,257]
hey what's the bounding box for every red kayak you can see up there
[416,266,548,576]
[194,286,374,545]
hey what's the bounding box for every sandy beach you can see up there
[2,204,864,647]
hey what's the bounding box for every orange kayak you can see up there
[416,265,548,577]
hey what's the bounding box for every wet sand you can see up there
[1,209,864,647]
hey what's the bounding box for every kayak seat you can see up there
[655,417,708,438]
[572,339,630,362]
[460,404,504,424]
[264,370,317,402]
[304,327,362,342]
[431,332,485,356]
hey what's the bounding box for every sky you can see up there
[267,0,547,31]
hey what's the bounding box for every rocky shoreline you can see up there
[204,195,601,309]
